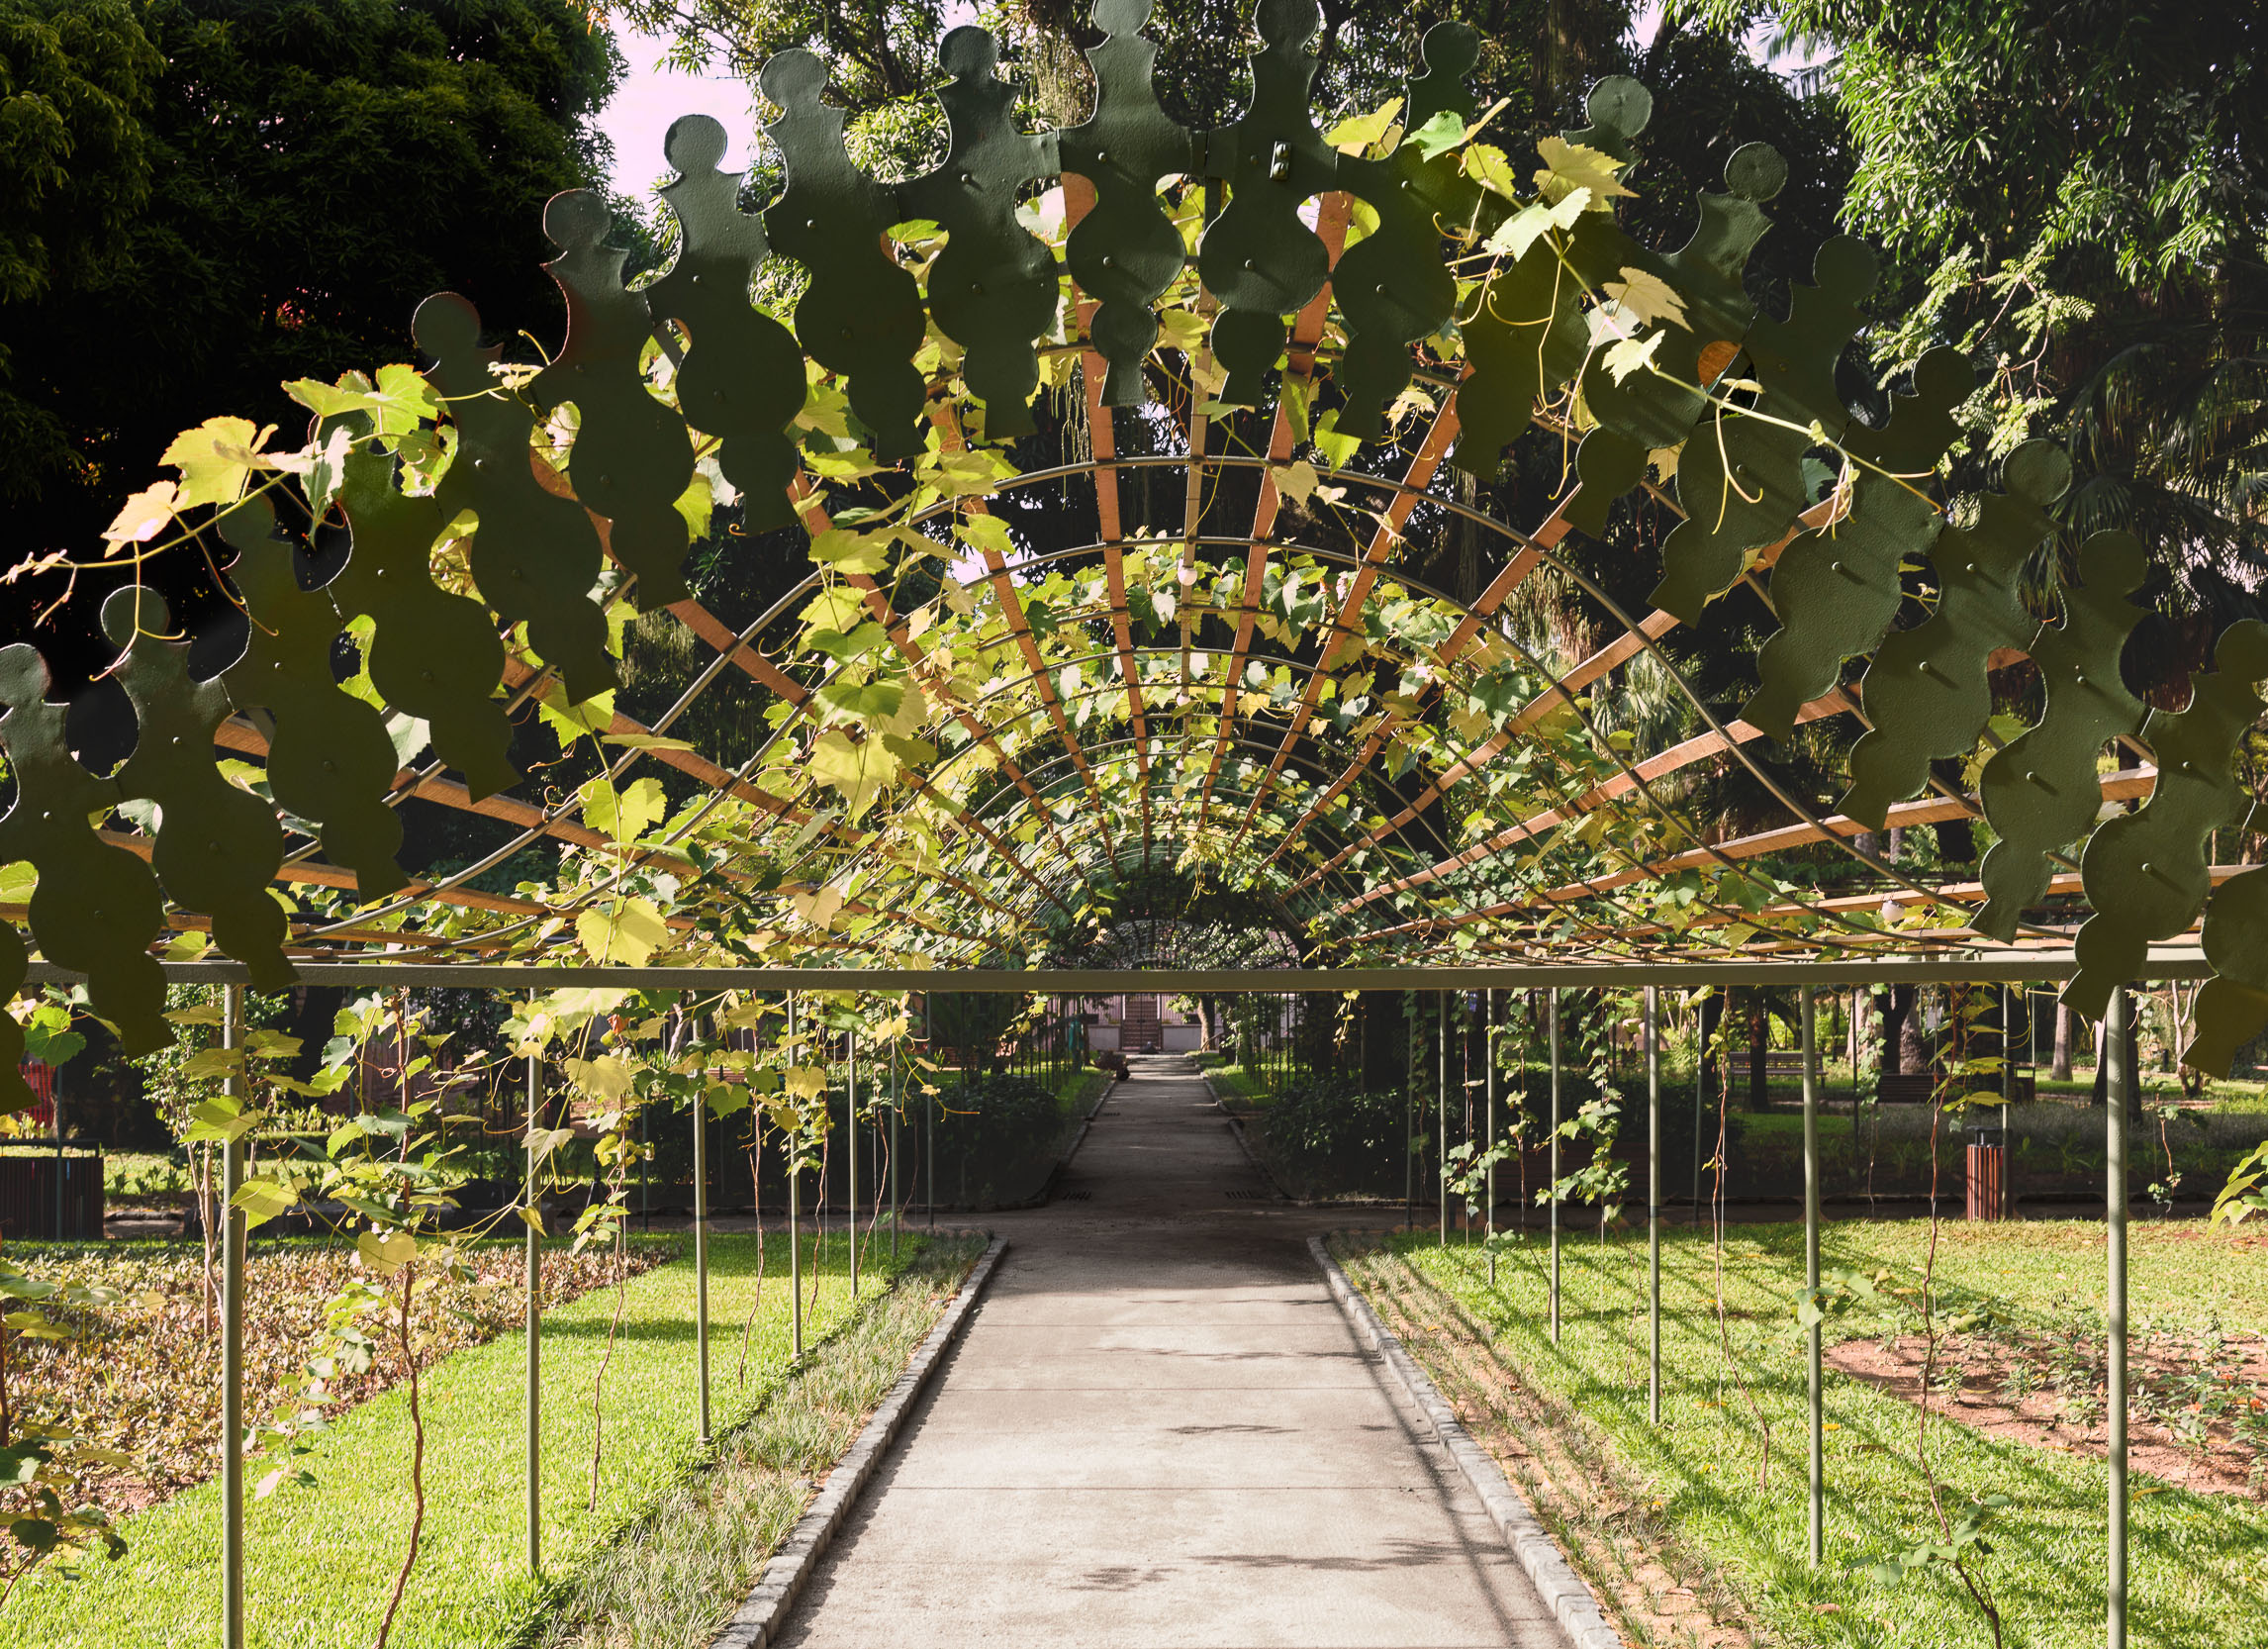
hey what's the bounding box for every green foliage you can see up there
[1345,1221,2268,1648]
[1254,1075,1423,1198]
[0,0,160,501]
[0,1233,906,1645]
[1680,0,2267,651]
[932,1069,1073,1190]
[2,0,622,686]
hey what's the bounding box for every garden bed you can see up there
[6,1230,949,1648]
[1335,1219,2268,1648]
[11,1236,681,1513]
[1826,1324,2268,1501]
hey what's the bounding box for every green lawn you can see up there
[8,1229,945,1649]
[1339,1220,2268,1649]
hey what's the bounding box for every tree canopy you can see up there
[0,0,622,691]
[1679,0,2267,674]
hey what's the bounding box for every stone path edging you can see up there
[1197,1069,1291,1197]
[1309,1235,1625,1649]
[710,1234,1008,1649]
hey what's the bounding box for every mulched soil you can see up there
[1826,1328,2268,1501]
[12,1238,679,1514]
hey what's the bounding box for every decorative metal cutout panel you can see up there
[0,1,2258,1076]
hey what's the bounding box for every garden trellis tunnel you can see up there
[1,2,2262,1645]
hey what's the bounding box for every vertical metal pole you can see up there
[1548,990,1561,1344]
[926,1006,937,1232]
[221,984,244,1649]
[2002,984,2017,1216]
[524,1036,542,1576]
[2107,987,2129,1649]
[1692,1025,1705,1210]
[1485,991,1497,1285]
[1405,995,1416,1232]
[693,1035,711,1448]
[1646,985,1660,1425]
[1439,993,1450,1248]
[847,1027,859,1297]
[1801,988,1823,1567]
[891,1034,901,1261]
[788,993,803,1359]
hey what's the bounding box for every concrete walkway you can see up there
[773,1055,1569,1649]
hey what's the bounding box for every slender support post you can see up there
[221,984,244,1649]
[1485,990,1497,1285]
[524,1039,542,1576]
[891,1036,901,1261]
[1692,1022,1705,1209]
[2107,986,2129,1649]
[1646,984,1660,1425]
[1801,987,1823,1567]
[1405,996,1416,1232]
[1548,990,1561,1344]
[926,1012,937,1232]
[1440,993,1450,1248]
[788,993,803,1359]
[693,1030,711,1449]
[847,1028,859,1297]
[2002,984,2017,1216]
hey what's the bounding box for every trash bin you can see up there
[1965,1125,2007,1221]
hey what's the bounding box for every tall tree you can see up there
[0,0,622,690]
[1675,0,2268,687]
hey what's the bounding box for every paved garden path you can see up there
[773,1054,1570,1648]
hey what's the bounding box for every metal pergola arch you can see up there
[2,9,2264,1643]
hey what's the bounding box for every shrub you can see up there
[929,1073,1072,1206]
[1255,1077,1428,1199]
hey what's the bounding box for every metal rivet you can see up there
[1243,258,1256,270]
[208,840,221,853]
[422,669,435,682]
[961,170,977,187]
[711,390,726,403]
[1093,149,1108,164]
[972,282,986,296]
[690,273,702,284]
[322,759,335,773]
[1100,255,1114,269]
[1374,282,1387,294]
[474,457,487,470]
[806,218,818,230]
[599,474,612,485]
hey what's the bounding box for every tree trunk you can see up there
[1875,985,1916,1078]
[2052,1003,2074,1080]
[1900,991,1929,1078]
[1747,994,1769,1113]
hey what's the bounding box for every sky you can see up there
[595,30,758,199]
[593,9,1825,198]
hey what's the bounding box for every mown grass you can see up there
[7,1229,958,1649]
[527,1235,983,1648]
[1339,1220,2268,1649]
